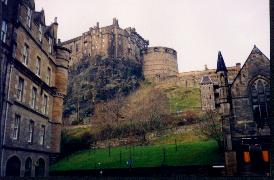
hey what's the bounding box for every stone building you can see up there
[200,46,270,175]
[200,75,215,111]
[142,47,179,81]
[152,63,240,88]
[62,18,149,66]
[0,0,70,177]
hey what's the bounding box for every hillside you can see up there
[63,56,143,124]
[60,83,203,155]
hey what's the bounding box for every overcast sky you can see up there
[35,0,269,72]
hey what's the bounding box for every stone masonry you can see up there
[0,0,70,177]
[62,18,149,66]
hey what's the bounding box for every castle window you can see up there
[22,44,29,65]
[35,57,41,76]
[46,67,51,85]
[13,114,20,140]
[1,20,7,43]
[76,44,79,52]
[26,7,32,28]
[31,87,37,109]
[39,24,43,42]
[251,79,269,127]
[28,121,34,143]
[17,77,24,102]
[39,125,45,145]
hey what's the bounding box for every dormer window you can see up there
[39,24,43,42]
[27,7,32,28]
[49,37,52,53]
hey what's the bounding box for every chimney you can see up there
[204,64,208,71]
[113,18,119,27]
[52,17,58,43]
[96,22,99,28]
[236,63,241,69]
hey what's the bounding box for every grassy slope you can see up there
[63,83,202,139]
[50,140,222,172]
[156,84,201,113]
[53,83,209,172]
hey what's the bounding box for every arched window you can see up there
[35,158,45,177]
[6,156,21,176]
[250,79,270,128]
[25,157,32,177]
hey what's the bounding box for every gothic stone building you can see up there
[0,0,70,177]
[200,46,270,175]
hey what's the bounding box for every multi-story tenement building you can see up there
[0,0,70,177]
[62,18,149,66]
[200,46,270,175]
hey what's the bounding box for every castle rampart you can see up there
[142,47,178,80]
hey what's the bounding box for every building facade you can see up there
[62,18,149,66]
[0,0,70,177]
[200,46,270,175]
[200,75,215,111]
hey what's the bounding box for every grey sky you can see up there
[35,0,269,72]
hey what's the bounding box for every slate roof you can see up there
[216,51,227,73]
[200,75,213,85]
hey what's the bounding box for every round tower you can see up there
[142,47,178,81]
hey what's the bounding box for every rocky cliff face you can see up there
[63,56,143,124]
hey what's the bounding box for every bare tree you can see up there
[197,110,223,149]
[93,94,125,126]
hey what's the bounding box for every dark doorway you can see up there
[24,157,32,177]
[35,158,45,177]
[6,156,21,176]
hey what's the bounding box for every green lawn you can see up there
[50,140,223,172]
[163,86,201,113]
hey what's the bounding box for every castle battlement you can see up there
[142,47,177,57]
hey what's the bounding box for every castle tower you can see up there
[200,75,215,111]
[142,47,178,81]
[216,51,230,116]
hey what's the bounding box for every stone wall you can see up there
[230,47,270,137]
[62,18,149,66]
[142,47,178,81]
[0,0,70,177]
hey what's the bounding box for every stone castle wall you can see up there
[62,18,149,66]
[152,63,241,88]
[142,47,178,80]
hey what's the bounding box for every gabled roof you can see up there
[231,45,270,86]
[44,24,54,38]
[216,51,227,73]
[200,75,213,85]
[33,9,45,26]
